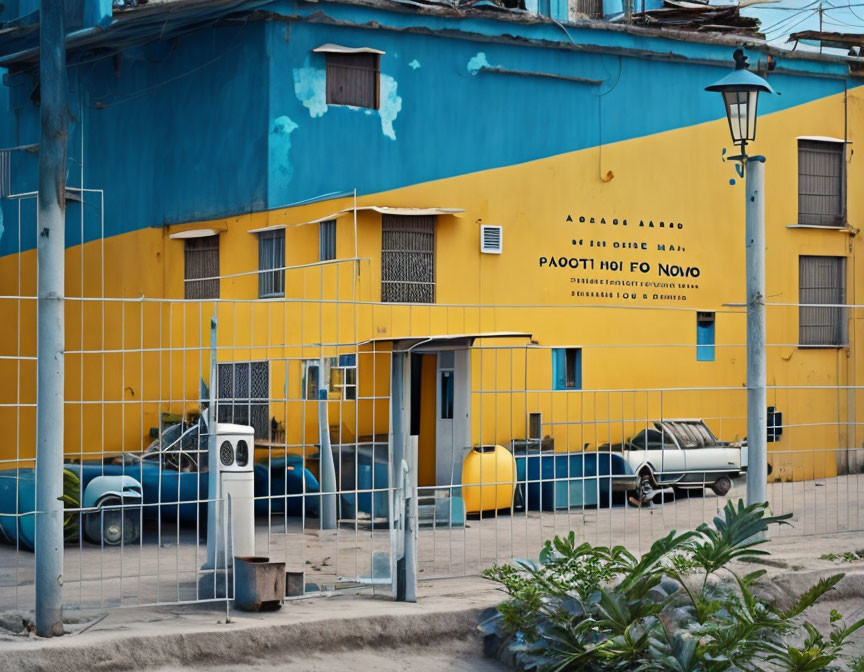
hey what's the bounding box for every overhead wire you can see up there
[763,9,820,36]
[756,1,820,35]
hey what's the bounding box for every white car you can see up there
[604,419,747,503]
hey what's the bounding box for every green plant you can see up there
[819,551,863,564]
[61,468,80,543]
[480,501,864,672]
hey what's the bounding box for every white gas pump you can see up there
[206,422,255,568]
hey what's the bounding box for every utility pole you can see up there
[744,156,768,513]
[819,2,824,53]
[35,0,67,638]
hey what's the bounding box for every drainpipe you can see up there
[35,0,68,638]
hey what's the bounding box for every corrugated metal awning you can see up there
[360,331,533,352]
[313,43,385,55]
[248,206,465,234]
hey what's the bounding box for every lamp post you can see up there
[706,50,774,510]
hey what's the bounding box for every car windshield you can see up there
[630,428,677,450]
[661,421,718,448]
[662,422,699,448]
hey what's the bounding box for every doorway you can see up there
[411,354,438,487]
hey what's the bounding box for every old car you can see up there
[602,419,747,503]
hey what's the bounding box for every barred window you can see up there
[319,220,336,262]
[258,230,285,298]
[799,255,846,347]
[798,140,845,227]
[218,361,270,438]
[184,235,220,300]
[326,53,379,109]
[574,0,603,17]
[381,215,435,304]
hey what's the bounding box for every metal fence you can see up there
[0,241,862,616]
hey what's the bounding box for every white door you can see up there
[435,349,471,488]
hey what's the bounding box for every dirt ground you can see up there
[2,473,862,613]
[154,635,507,672]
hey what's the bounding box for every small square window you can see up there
[552,348,581,390]
[696,311,715,362]
[325,53,379,109]
[302,356,357,400]
[319,220,336,262]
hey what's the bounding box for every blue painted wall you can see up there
[0,0,103,30]
[0,21,268,255]
[0,0,857,255]
[265,16,848,211]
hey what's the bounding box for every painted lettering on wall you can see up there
[537,213,703,303]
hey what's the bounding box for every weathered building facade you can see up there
[0,0,861,488]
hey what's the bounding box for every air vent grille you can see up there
[480,225,502,254]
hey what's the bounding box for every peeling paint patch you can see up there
[467,52,490,75]
[270,115,299,184]
[292,60,327,118]
[379,75,402,141]
[409,59,421,70]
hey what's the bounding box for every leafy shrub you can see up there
[480,500,864,671]
[62,468,80,542]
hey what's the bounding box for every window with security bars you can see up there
[574,0,603,17]
[319,220,336,261]
[258,230,285,298]
[381,214,436,303]
[798,140,845,227]
[799,256,846,347]
[325,53,379,109]
[184,236,220,299]
[217,361,270,438]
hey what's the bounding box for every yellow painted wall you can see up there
[0,91,861,481]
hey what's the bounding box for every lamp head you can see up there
[706,50,774,148]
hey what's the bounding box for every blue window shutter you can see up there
[552,349,566,390]
[697,321,715,361]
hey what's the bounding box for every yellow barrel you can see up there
[461,445,516,514]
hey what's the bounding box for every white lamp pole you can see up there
[706,50,774,509]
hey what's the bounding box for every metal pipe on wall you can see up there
[745,157,768,516]
[35,0,68,638]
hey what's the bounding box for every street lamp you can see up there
[706,49,775,158]
[705,50,774,511]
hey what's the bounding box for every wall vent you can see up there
[480,225,502,254]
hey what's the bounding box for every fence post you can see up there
[35,0,67,638]
[745,157,768,516]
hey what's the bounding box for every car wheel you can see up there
[84,497,141,546]
[630,473,654,506]
[711,475,733,497]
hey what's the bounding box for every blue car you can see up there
[0,422,320,551]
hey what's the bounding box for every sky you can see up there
[740,0,864,50]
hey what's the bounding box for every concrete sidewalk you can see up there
[2,531,864,672]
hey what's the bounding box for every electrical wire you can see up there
[762,7,820,37]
